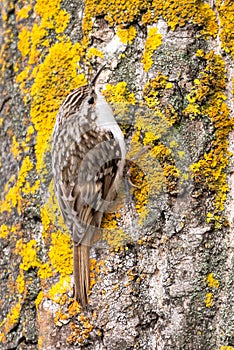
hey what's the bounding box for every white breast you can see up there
[95,90,126,160]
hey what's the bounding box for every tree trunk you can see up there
[0,0,234,349]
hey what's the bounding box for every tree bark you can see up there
[0,0,234,349]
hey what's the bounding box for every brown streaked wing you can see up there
[56,129,121,245]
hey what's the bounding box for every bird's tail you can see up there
[73,243,90,308]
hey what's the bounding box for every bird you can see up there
[51,65,126,307]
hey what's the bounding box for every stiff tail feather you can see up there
[73,243,90,307]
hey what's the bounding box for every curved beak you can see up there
[90,63,106,87]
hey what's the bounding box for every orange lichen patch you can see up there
[16,0,70,70]
[205,292,214,308]
[142,0,218,38]
[83,0,217,41]
[16,271,25,294]
[0,224,18,238]
[86,47,104,59]
[83,0,148,33]
[102,213,118,229]
[188,52,233,218]
[48,276,71,302]
[102,213,127,247]
[16,0,72,89]
[35,0,70,31]
[16,3,32,21]
[40,207,51,235]
[10,125,35,161]
[30,41,86,171]
[103,227,129,249]
[0,224,9,238]
[52,299,81,326]
[207,273,220,289]
[15,239,41,271]
[141,27,162,72]
[217,0,234,58]
[10,135,21,159]
[67,314,94,345]
[133,181,149,225]
[0,301,22,339]
[68,300,81,317]
[117,25,137,45]
[151,144,180,192]
[22,179,40,195]
[35,291,44,309]
[40,181,68,245]
[129,72,189,222]
[37,262,53,279]
[143,75,178,125]
[48,232,73,276]
[17,28,34,59]
[127,143,151,221]
[15,0,87,175]
[103,81,136,116]
[54,309,69,324]
[0,156,36,214]
[89,259,97,289]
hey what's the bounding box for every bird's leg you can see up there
[129,145,152,162]
[125,145,152,188]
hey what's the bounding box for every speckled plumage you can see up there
[51,69,125,307]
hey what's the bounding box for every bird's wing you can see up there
[53,126,122,245]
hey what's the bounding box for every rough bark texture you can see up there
[0,0,234,349]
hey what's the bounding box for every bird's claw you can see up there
[126,168,141,189]
[125,145,152,189]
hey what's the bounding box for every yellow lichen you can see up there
[142,0,218,37]
[141,27,162,72]
[90,259,105,288]
[35,0,70,34]
[86,47,104,59]
[103,81,136,117]
[207,273,220,289]
[117,25,137,45]
[35,291,44,309]
[30,41,86,171]
[0,156,36,214]
[217,0,234,58]
[16,271,25,294]
[103,227,129,249]
[15,239,41,271]
[188,52,233,218]
[6,0,232,337]
[40,181,68,243]
[18,28,31,57]
[37,262,53,279]
[11,135,21,159]
[48,231,72,276]
[0,301,21,336]
[128,71,190,222]
[16,4,32,21]
[0,224,18,239]
[22,179,40,195]
[67,314,94,345]
[48,276,71,302]
[83,0,148,32]
[0,224,9,238]
[205,292,214,308]
[143,74,178,125]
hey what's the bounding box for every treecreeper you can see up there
[51,65,126,307]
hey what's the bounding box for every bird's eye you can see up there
[88,96,94,104]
